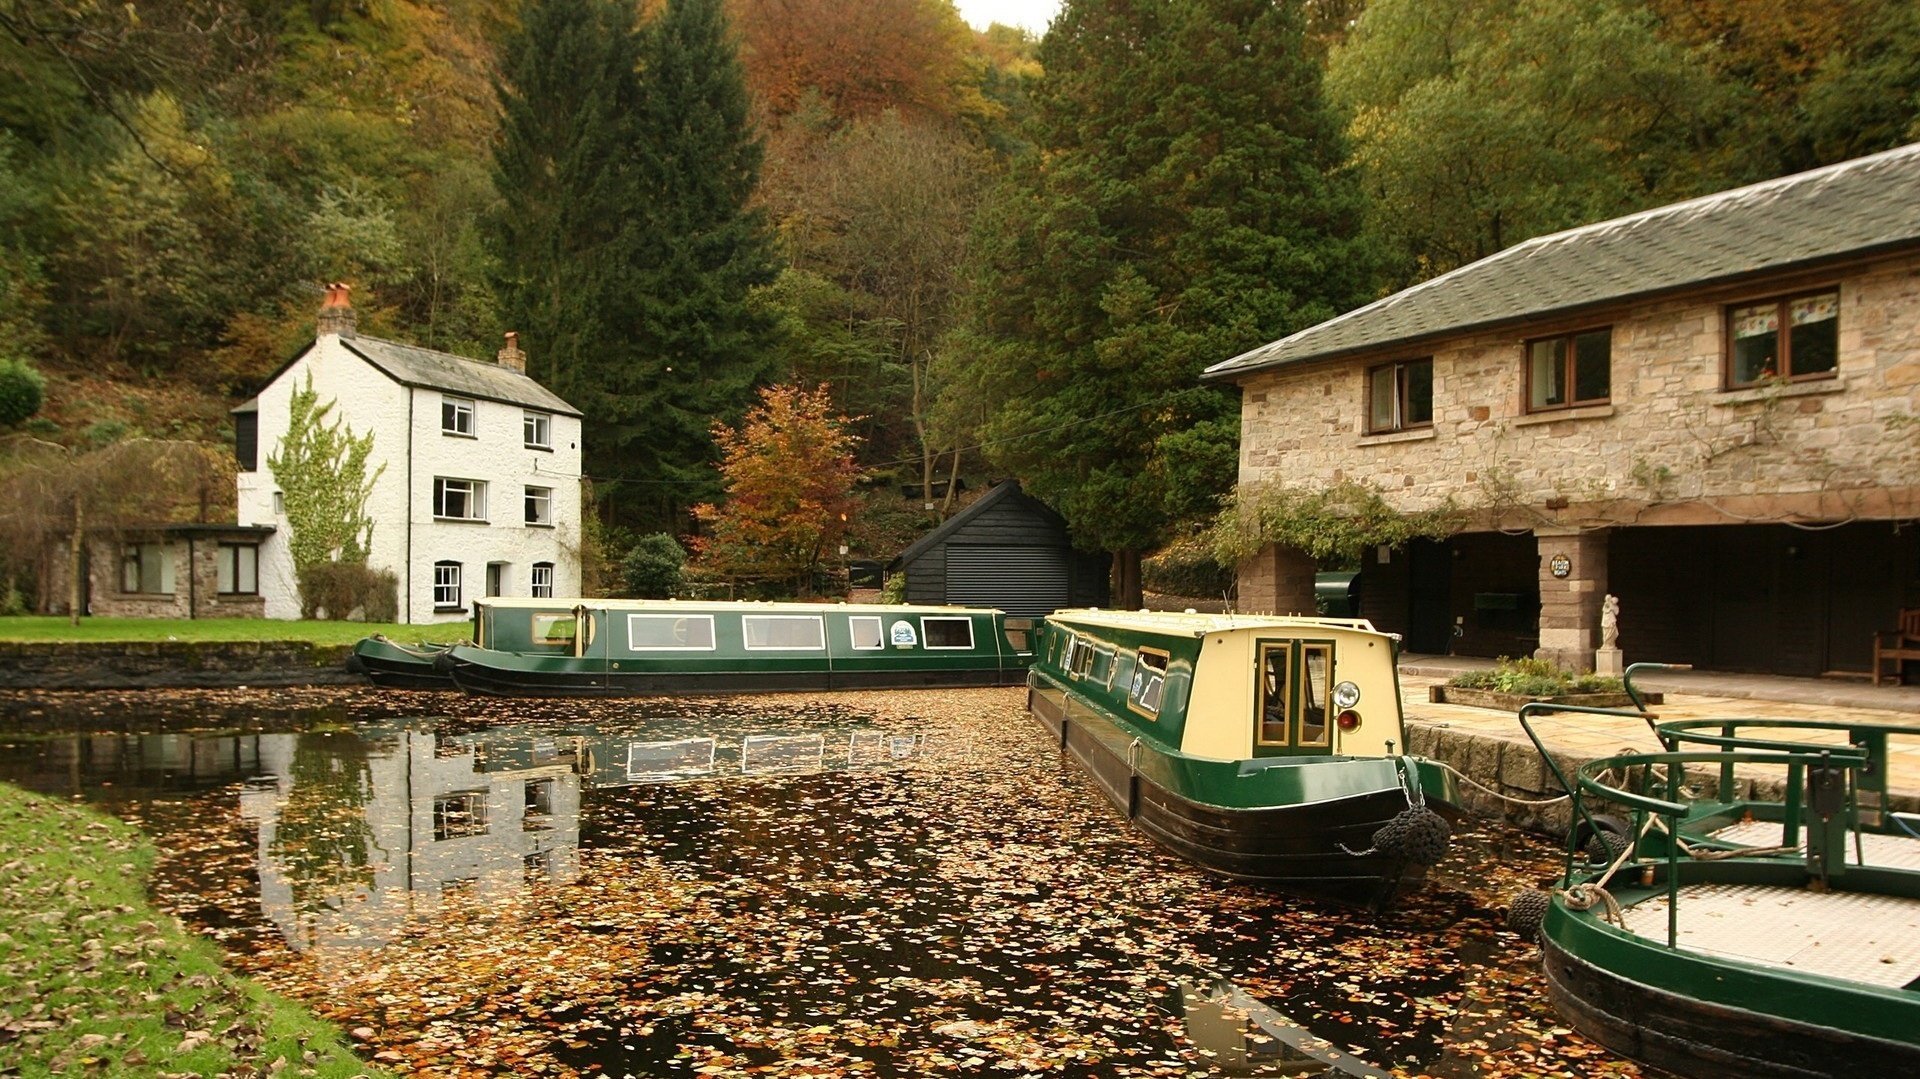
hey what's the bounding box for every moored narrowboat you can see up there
[439,598,1035,696]
[1027,609,1459,908]
[346,635,462,689]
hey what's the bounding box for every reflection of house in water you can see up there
[239,723,581,952]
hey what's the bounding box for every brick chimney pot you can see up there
[497,331,527,374]
[315,282,357,338]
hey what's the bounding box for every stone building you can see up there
[1203,143,1920,677]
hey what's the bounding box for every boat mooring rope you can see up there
[1430,760,1570,807]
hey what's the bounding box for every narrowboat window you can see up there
[1091,647,1115,685]
[849,616,884,650]
[1128,648,1170,718]
[532,613,578,645]
[1257,643,1291,746]
[1066,635,1096,676]
[626,613,717,650]
[743,614,826,650]
[1003,618,1033,652]
[1299,645,1332,747]
[921,616,974,650]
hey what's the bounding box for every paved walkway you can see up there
[1395,655,1920,820]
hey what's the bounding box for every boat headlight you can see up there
[1332,680,1362,709]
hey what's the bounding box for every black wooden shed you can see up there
[889,481,1110,617]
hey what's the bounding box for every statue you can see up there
[1600,594,1621,650]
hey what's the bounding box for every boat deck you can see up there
[1709,819,1920,871]
[1620,883,1920,988]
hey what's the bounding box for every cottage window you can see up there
[1728,290,1838,387]
[1526,327,1611,412]
[120,543,175,595]
[216,543,258,595]
[433,791,487,840]
[849,616,884,649]
[531,562,554,598]
[743,614,826,650]
[922,617,975,650]
[1128,648,1170,718]
[627,613,716,650]
[434,477,487,521]
[524,779,555,826]
[441,396,475,436]
[524,411,552,449]
[524,485,553,526]
[1366,358,1433,433]
[433,561,462,609]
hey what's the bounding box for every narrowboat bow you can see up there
[1027,610,1460,908]
[437,599,1035,697]
[347,635,461,689]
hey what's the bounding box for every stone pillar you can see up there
[1535,528,1608,672]
[1236,543,1317,615]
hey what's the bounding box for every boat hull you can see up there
[1542,923,1920,1078]
[1028,681,1431,908]
[443,647,1026,697]
[348,638,456,689]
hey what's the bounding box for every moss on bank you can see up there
[0,783,388,1078]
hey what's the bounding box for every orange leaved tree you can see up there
[691,384,862,597]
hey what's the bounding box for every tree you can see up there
[266,373,381,576]
[691,384,861,596]
[949,0,1373,606]
[730,0,982,129]
[0,356,44,427]
[1328,0,1750,284]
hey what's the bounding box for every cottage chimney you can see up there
[315,282,357,338]
[497,330,527,373]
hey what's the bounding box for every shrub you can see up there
[296,560,398,621]
[0,357,46,427]
[1448,655,1621,696]
[880,571,907,604]
[1143,533,1235,598]
[621,532,686,598]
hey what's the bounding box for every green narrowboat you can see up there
[1027,609,1460,908]
[1513,697,1920,1077]
[438,598,1035,697]
[346,635,462,689]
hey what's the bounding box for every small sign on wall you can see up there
[1549,554,1572,579]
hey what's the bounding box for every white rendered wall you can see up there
[237,334,584,624]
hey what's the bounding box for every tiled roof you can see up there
[344,336,581,416]
[1203,142,1920,381]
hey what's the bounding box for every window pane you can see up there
[238,547,257,593]
[627,614,715,649]
[1258,646,1289,745]
[922,617,974,648]
[217,549,234,593]
[1730,303,1779,384]
[1404,360,1433,425]
[1300,646,1330,745]
[1529,339,1566,409]
[849,617,884,649]
[743,615,825,649]
[1368,366,1396,430]
[1788,294,1837,376]
[122,548,139,593]
[532,614,577,645]
[1573,329,1611,402]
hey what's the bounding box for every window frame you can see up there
[530,562,554,599]
[848,615,885,650]
[1064,634,1095,677]
[1364,357,1434,434]
[215,543,259,595]
[119,543,175,595]
[1253,640,1336,751]
[921,616,975,650]
[433,477,488,522]
[432,561,462,610]
[741,614,827,651]
[524,485,553,527]
[441,395,476,437]
[625,613,717,651]
[1725,288,1840,389]
[433,790,488,840]
[523,410,552,450]
[1127,647,1171,719]
[1524,326,1613,413]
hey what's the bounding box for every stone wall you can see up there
[1232,252,1920,527]
[0,640,357,689]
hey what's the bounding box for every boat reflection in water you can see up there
[1173,979,1391,1078]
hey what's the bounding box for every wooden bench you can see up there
[1874,608,1920,685]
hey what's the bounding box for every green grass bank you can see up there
[0,783,390,1078]
[0,616,436,645]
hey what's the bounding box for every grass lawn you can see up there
[0,616,446,645]
[0,783,391,1078]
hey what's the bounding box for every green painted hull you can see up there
[347,637,457,689]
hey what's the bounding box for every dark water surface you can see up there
[0,687,1639,1078]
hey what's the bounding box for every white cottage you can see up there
[235,285,584,623]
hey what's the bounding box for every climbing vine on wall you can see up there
[268,373,383,574]
[1207,480,1464,566]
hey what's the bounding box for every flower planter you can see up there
[1427,685,1660,710]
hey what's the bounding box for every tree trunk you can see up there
[1113,548,1143,610]
[67,498,85,626]
[938,447,962,518]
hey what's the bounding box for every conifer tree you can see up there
[948,0,1372,605]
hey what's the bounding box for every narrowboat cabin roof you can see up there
[475,598,1001,616]
[1043,609,1380,637]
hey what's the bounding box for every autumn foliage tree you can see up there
[691,385,861,596]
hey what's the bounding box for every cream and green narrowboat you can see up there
[1027,610,1460,908]
[436,598,1035,697]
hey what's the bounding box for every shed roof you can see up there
[1203,142,1920,381]
[343,337,580,416]
[889,480,1065,570]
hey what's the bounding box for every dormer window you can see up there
[442,396,475,437]
[524,410,551,449]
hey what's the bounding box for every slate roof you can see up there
[1203,142,1920,381]
[343,336,581,416]
[890,480,1061,570]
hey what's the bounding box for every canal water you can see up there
[0,687,1641,1079]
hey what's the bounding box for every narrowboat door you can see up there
[1251,639,1334,758]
